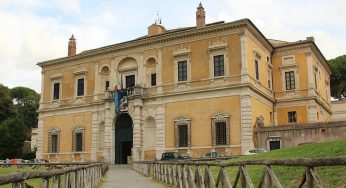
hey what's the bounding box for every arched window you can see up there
[48,128,60,153]
[174,116,191,148]
[211,113,230,146]
[72,126,85,152]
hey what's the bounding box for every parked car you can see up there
[244,148,268,155]
[161,152,186,160]
[201,152,223,158]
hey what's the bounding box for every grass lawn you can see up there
[211,139,346,187]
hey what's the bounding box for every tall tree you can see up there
[0,118,27,159]
[328,55,346,100]
[10,87,40,129]
[0,84,16,122]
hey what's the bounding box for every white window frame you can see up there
[267,137,282,151]
[173,49,191,84]
[280,56,299,92]
[51,80,62,101]
[211,113,230,146]
[174,116,191,148]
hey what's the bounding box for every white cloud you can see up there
[56,0,80,13]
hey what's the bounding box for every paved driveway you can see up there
[100,165,168,188]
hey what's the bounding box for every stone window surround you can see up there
[173,49,191,84]
[208,43,229,79]
[121,70,138,88]
[50,78,62,102]
[253,50,261,81]
[211,112,230,146]
[280,55,299,93]
[72,126,85,152]
[174,116,191,148]
[266,136,282,151]
[74,70,87,98]
[48,128,60,153]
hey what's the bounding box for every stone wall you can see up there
[254,121,346,150]
[331,100,346,121]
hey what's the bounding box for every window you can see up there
[211,113,230,146]
[125,75,135,88]
[215,122,227,145]
[174,116,191,148]
[51,135,58,153]
[314,70,318,90]
[72,127,84,152]
[214,55,224,77]
[178,124,188,147]
[269,141,281,150]
[53,83,60,100]
[288,111,297,123]
[105,81,110,90]
[178,61,187,82]
[285,71,295,90]
[77,78,84,96]
[151,73,156,86]
[255,60,259,80]
[48,128,60,153]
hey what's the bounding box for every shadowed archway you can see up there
[114,113,133,164]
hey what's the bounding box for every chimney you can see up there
[306,36,315,42]
[148,24,166,36]
[68,34,76,56]
[196,2,205,28]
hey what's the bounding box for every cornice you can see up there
[37,19,273,70]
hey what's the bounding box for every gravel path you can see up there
[100,165,168,188]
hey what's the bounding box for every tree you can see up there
[0,84,16,122]
[0,118,27,159]
[10,87,40,129]
[328,55,346,100]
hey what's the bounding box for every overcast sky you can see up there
[1,0,345,93]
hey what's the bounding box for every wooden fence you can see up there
[133,157,346,188]
[0,163,108,188]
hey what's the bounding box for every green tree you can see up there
[0,118,27,159]
[328,55,346,100]
[10,87,40,129]
[0,84,16,122]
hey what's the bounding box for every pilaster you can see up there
[155,105,165,159]
[132,98,143,161]
[36,115,43,159]
[308,100,318,123]
[91,111,99,161]
[157,48,163,93]
[103,102,114,163]
[240,89,253,154]
[240,32,249,83]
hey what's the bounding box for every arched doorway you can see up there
[114,113,133,164]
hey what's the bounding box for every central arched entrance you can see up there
[115,113,133,164]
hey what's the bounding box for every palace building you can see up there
[36,3,332,163]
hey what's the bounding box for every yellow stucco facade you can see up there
[36,4,332,163]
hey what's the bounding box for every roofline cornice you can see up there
[37,19,273,68]
[273,41,332,75]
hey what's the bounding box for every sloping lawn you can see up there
[212,139,346,187]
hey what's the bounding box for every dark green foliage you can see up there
[10,87,40,129]
[0,84,16,122]
[328,55,346,100]
[0,118,27,159]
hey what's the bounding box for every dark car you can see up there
[201,152,223,158]
[161,152,185,160]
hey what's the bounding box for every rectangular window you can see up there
[314,71,318,89]
[255,60,259,80]
[214,55,224,77]
[105,81,109,90]
[75,133,83,152]
[151,73,156,86]
[125,75,135,88]
[53,83,60,100]
[51,135,58,153]
[269,140,281,150]
[77,78,84,96]
[178,61,187,82]
[285,71,295,90]
[178,124,188,147]
[288,111,297,123]
[215,122,227,145]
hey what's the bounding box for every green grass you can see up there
[211,139,346,187]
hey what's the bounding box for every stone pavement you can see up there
[100,165,168,188]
